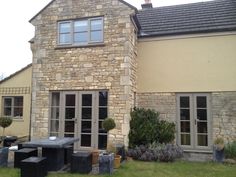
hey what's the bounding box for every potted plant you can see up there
[99,118,116,174]
[0,116,13,167]
[213,137,224,163]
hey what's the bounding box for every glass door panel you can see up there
[98,91,108,149]
[50,93,60,137]
[179,96,191,146]
[80,94,93,147]
[64,94,76,137]
[196,96,208,147]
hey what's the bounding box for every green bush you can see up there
[128,108,175,148]
[225,141,236,159]
[0,117,13,136]
[102,118,116,132]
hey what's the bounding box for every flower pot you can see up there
[213,145,224,163]
[99,153,114,174]
[114,155,121,168]
[91,149,99,164]
[0,147,9,167]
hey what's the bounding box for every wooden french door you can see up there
[177,94,211,150]
[49,91,108,150]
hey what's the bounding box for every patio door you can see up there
[177,94,211,150]
[78,91,108,150]
[49,91,108,150]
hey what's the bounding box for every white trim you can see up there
[138,31,236,42]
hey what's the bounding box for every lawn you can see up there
[0,161,235,177]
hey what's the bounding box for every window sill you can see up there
[13,118,24,122]
[55,43,105,50]
[184,149,213,154]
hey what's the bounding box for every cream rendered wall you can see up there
[137,34,236,92]
[0,66,32,138]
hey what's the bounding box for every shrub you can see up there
[225,141,236,159]
[157,120,175,144]
[0,117,13,136]
[126,143,183,162]
[102,118,116,132]
[128,108,175,147]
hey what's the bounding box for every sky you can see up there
[0,0,212,77]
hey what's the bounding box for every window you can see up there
[58,17,103,46]
[3,97,23,118]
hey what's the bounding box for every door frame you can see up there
[176,93,212,151]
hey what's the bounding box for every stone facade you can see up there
[136,92,236,147]
[212,92,236,143]
[30,0,137,147]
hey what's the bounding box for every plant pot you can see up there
[0,147,9,167]
[213,145,224,163]
[99,153,114,174]
[91,149,99,164]
[114,155,121,168]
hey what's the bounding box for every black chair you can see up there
[71,152,92,174]
[14,148,38,168]
[20,157,47,177]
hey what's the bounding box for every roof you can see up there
[0,64,32,85]
[29,0,137,23]
[136,0,236,37]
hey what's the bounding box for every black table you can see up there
[22,137,79,171]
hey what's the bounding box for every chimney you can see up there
[141,0,153,9]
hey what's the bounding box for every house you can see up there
[15,0,236,160]
[0,64,32,139]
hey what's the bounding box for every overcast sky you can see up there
[0,0,212,77]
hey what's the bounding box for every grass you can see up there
[0,161,235,177]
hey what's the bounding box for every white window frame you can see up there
[58,17,104,46]
[2,96,23,119]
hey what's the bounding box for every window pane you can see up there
[65,108,75,119]
[82,121,91,133]
[197,109,207,120]
[82,108,92,119]
[91,19,102,30]
[51,107,59,119]
[181,122,190,133]
[50,120,59,132]
[59,22,71,33]
[74,32,88,43]
[14,97,23,107]
[99,91,108,106]
[82,94,92,106]
[59,34,71,44]
[74,20,88,32]
[4,107,11,116]
[197,96,207,108]
[98,135,107,150]
[66,95,75,106]
[181,134,190,145]
[99,121,107,133]
[91,31,103,42]
[81,134,91,147]
[14,108,23,117]
[64,134,74,138]
[180,109,190,120]
[180,97,189,108]
[65,121,75,133]
[197,122,208,133]
[4,98,12,107]
[52,93,60,106]
[198,135,208,146]
[99,108,107,120]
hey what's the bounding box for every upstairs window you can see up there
[58,17,103,46]
[3,96,23,118]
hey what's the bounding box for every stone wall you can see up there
[212,92,236,143]
[136,91,236,146]
[30,0,137,147]
[136,92,176,123]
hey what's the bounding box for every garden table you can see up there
[22,137,79,171]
